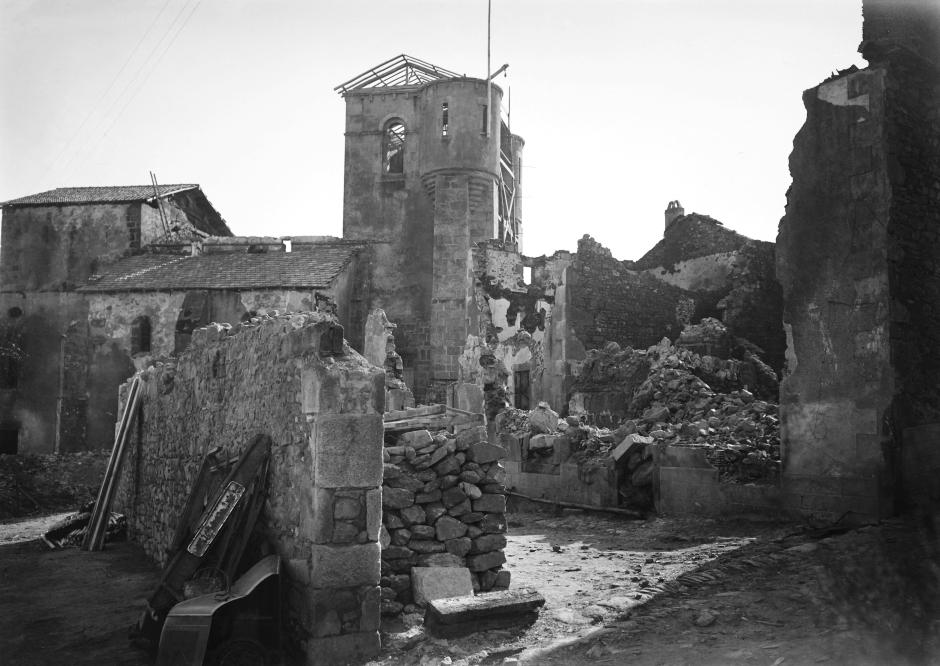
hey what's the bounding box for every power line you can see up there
[41,0,174,182]
[58,0,203,175]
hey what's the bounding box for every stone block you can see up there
[470,533,506,554]
[360,586,382,632]
[456,383,485,415]
[445,537,472,557]
[400,430,433,449]
[410,539,445,554]
[435,516,469,541]
[433,455,462,477]
[411,566,474,606]
[310,543,381,588]
[401,505,426,526]
[456,426,488,448]
[466,443,507,464]
[305,631,380,664]
[311,487,334,544]
[410,525,435,539]
[312,414,383,488]
[334,497,360,520]
[365,488,382,541]
[442,486,468,508]
[472,493,507,514]
[417,553,465,567]
[467,550,506,572]
[383,487,415,509]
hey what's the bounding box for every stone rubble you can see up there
[381,425,510,616]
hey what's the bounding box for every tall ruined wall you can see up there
[777,67,894,520]
[881,48,940,510]
[113,313,385,663]
[568,235,692,352]
[632,214,750,271]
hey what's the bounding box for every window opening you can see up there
[0,357,18,389]
[131,316,152,354]
[441,103,449,137]
[523,266,532,284]
[513,369,530,410]
[383,120,406,174]
[481,105,488,134]
[0,426,17,454]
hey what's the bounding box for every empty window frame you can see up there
[383,120,406,174]
[0,356,18,389]
[441,103,449,137]
[0,426,17,454]
[513,369,530,410]
[131,316,152,355]
[481,105,488,134]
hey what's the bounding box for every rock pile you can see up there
[380,426,510,615]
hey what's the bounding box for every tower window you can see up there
[482,105,488,134]
[383,120,406,174]
[131,316,152,354]
[441,103,449,137]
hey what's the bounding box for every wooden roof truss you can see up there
[335,54,462,94]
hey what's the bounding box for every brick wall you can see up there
[113,312,385,663]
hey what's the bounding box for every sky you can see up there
[0,0,866,260]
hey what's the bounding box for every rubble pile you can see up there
[380,426,510,616]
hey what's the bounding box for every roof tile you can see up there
[2,184,199,206]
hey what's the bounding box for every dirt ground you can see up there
[1,507,938,666]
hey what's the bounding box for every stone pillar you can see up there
[430,174,474,400]
[299,338,386,663]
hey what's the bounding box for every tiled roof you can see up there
[78,244,362,292]
[2,184,199,206]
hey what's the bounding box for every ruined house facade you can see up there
[776,0,940,517]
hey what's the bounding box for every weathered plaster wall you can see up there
[113,313,385,663]
[0,203,140,290]
[777,67,894,521]
[0,292,91,453]
[641,251,737,292]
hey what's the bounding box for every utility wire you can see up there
[41,0,174,182]
[58,0,203,174]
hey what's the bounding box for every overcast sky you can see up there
[0,0,865,259]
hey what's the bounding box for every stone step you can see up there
[424,587,545,637]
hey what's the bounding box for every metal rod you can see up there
[486,0,491,137]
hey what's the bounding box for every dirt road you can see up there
[2,509,937,665]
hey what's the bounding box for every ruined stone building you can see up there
[0,185,370,455]
[0,54,786,455]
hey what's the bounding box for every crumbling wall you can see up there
[567,235,692,352]
[113,312,385,663]
[631,214,750,271]
[777,66,895,521]
[380,426,509,614]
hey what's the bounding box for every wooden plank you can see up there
[384,404,446,422]
[384,411,483,434]
[425,588,545,637]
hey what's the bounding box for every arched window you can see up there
[383,120,406,174]
[131,316,152,355]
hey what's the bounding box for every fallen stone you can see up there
[399,430,433,449]
[456,426,487,448]
[411,567,474,606]
[528,402,559,434]
[424,587,545,638]
[694,610,718,627]
[494,569,511,589]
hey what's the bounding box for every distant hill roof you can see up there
[79,243,363,292]
[2,184,199,206]
[335,54,462,93]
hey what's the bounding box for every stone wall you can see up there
[112,312,385,663]
[567,235,692,352]
[380,425,510,613]
[632,214,750,271]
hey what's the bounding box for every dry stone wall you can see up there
[113,312,385,664]
[380,425,510,614]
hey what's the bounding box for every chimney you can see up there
[282,238,292,253]
[664,200,685,231]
